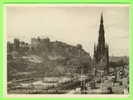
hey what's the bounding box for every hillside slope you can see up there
[7,40,92,81]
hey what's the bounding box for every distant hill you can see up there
[109,56,129,67]
[7,39,92,81]
[109,56,129,63]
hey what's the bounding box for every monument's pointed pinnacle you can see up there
[100,12,103,24]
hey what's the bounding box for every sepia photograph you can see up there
[4,4,129,96]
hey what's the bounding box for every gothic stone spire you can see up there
[98,13,105,54]
[93,13,109,74]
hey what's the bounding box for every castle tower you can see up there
[93,13,109,75]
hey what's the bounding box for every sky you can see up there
[5,4,130,57]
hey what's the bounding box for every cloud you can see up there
[5,4,129,57]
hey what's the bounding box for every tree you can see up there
[7,42,13,52]
[76,44,82,49]
[14,38,20,51]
